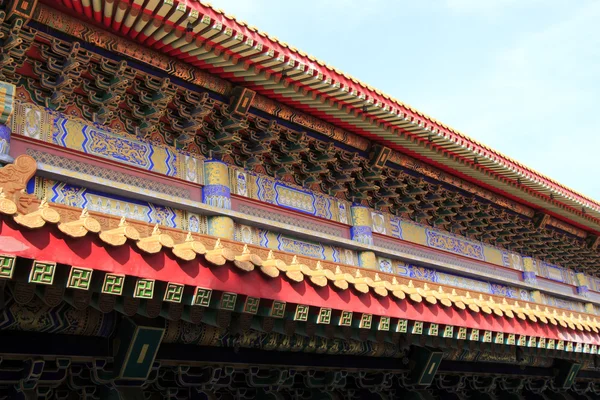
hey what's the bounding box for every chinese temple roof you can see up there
[188,0,598,212]
[38,0,600,232]
[1,155,600,347]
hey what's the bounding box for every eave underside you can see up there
[34,0,600,230]
[2,5,599,273]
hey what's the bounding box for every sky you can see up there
[207,0,600,200]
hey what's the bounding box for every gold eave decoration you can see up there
[501,299,515,319]
[172,232,207,261]
[0,155,598,336]
[99,217,140,246]
[535,305,548,324]
[449,290,466,310]
[136,224,175,254]
[58,208,101,238]
[260,250,285,278]
[487,296,503,318]
[0,189,17,215]
[205,238,235,266]
[579,315,591,332]
[523,303,538,323]
[233,244,262,272]
[401,281,423,303]
[331,266,353,291]
[545,308,557,326]
[554,310,567,328]
[420,284,438,305]
[368,273,389,297]
[571,313,583,331]
[14,197,60,228]
[305,261,334,288]
[283,255,305,283]
[512,302,527,321]
[352,270,371,294]
[432,286,452,308]
[389,277,406,300]
[462,292,480,313]
[478,294,492,315]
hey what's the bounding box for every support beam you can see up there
[409,346,443,386]
[553,359,582,390]
[113,316,165,381]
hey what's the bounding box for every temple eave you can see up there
[0,0,600,397]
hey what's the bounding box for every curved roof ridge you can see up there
[196,0,600,210]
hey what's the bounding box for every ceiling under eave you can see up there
[36,0,600,234]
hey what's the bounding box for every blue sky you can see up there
[208,0,600,200]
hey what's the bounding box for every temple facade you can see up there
[0,0,599,398]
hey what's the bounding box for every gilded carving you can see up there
[57,208,101,238]
[331,266,352,291]
[99,217,141,246]
[390,277,406,300]
[283,255,305,283]
[0,189,17,215]
[14,198,60,228]
[368,274,390,297]
[304,261,333,288]
[0,154,37,214]
[137,224,175,254]
[205,238,235,266]
[399,281,422,303]
[172,232,207,261]
[233,244,262,272]
[352,270,370,295]
[260,250,283,278]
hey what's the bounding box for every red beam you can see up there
[0,220,597,344]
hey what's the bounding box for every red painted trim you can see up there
[0,220,597,344]
[70,0,83,14]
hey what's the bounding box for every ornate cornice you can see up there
[0,155,599,343]
[32,0,600,229]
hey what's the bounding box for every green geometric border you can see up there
[359,314,372,329]
[243,296,260,314]
[67,266,93,290]
[164,282,184,303]
[220,292,237,311]
[317,308,331,324]
[339,311,353,327]
[0,255,16,279]
[294,305,309,322]
[102,273,125,295]
[28,261,56,285]
[378,316,391,331]
[193,287,212,307]
[270,301,286,318]
[134,279,155,299]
